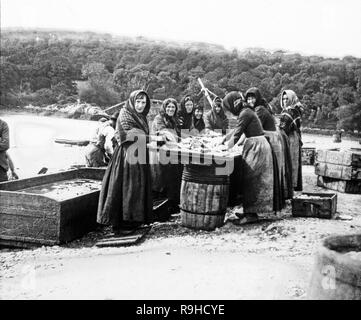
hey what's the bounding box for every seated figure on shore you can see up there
[85,112,118,167]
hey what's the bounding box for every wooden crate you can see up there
[302,147,316,165]
[317,175,361,194]
[292,192,337,219]
[0,168,105,248]
[315,162,361,180]
[316,148,361,167]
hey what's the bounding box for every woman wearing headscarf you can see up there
[222,91,274,224]
[204,96,229,135]
[178,95,195,132]
[151,98,182,214]
[245,87,285,211]
[97,90,153,233]
[279,89,303,191]
[189,104,206,135]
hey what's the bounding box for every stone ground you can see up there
[1,166,360,300]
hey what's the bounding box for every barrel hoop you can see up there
[182,169,230,184]
[182,175,229,185]
[182,164,230,184]
[180,207,226,217]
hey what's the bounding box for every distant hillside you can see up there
[1,28,361,131]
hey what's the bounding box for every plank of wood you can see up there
[54,138,90,146]
[315,162,361,180]
[95,227,151,247]
[0,170,77,191]
[0,232,58,247]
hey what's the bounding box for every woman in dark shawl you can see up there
[150,98,182,214]
[190,104,206,135]
[245,87,285,211]
[222,91,274,224]
[97,90,153,232]
[279,89,303,192]
[178,95,195,132]
[204,96,229,135]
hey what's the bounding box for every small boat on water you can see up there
[54,138,90,146]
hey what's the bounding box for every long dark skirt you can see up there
[97,142,153,227]
[228,156,244,206]
[279,129,294,199]
[288,130,303,191]
[265,131,285,211]
[151,162,182,206]
[241,135,274,215]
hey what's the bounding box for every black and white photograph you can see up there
[0,0,361,302]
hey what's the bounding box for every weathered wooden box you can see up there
[316,148,361,167]
[0,168,105,248]
[302,147,316,165]
[315,162,361,180]
[315,148,361,181]
[292,192,337,219]
[317,175,361,194]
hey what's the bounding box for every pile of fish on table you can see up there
[171,132,244,157]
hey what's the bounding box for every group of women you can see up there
[96,87,304,232]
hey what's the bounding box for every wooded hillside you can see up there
[1,29,361,131]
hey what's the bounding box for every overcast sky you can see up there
[1,0,361,58]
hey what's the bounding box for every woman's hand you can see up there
[161,130,177,143]
[224,138,235,150]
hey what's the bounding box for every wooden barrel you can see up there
[180,164,229,230]
[308,233,361,300]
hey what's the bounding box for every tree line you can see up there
[1,29,361,131]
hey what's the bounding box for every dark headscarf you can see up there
[222,91,245,116]
[192,104,205,132]
[245,87,266,108]
[178,95,194,129]
[245,87,275,114]
[160,97,180,133]
[115,90,151,143]
[125,89,151,132]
